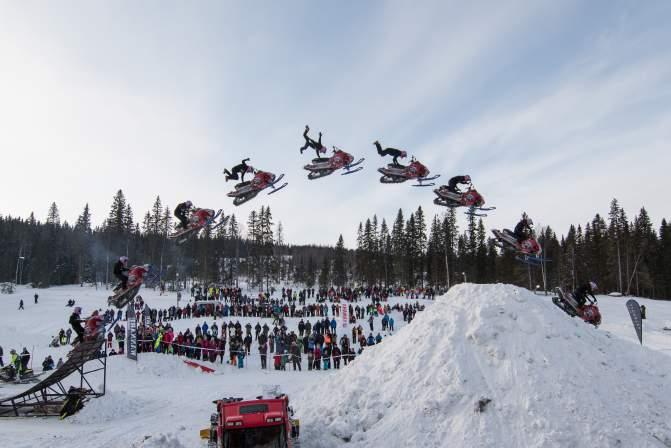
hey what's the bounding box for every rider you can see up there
[374,140,407,167]
[300,125,327,159]
[513,213,533,243]
[223,158,253,183]
[573,281,598,307]
[441,175,471,194]
[174,201,194,231]
[69,307,85,344]
[20,348,30,372]
[113,256,129,291]
[8,349,20,379]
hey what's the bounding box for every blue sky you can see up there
[1,0,670,247]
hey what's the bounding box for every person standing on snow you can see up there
[18,299,24,310]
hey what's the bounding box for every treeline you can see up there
[351,199,671,299]
[0,191,669,299]
[0,189,341,290]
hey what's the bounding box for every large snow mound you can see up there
[297,284,671,448]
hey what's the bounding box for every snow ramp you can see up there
[0,337,107,417]
[297,283,671,448]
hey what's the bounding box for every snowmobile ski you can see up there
[267,182,288,195]
[341,166,364,175]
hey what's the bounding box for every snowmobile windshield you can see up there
[225,424,285,448]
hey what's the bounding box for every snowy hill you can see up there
[297,284,671,448]
[1,284,671,447]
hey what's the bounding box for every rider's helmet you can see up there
[400,151,407,158]
[589,281,598,291]
[527,218,533,226]
[119,256,128,264]
[464,175,471,183]
[74,306,82,314]
[185,200,193,208]
[246,165,255,173]
[10,349,16,354]
[143,264,152,271]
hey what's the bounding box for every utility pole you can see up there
[616,240,623,293]
[445,246,450,290]
[15,250,24,286]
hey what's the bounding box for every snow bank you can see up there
[297,284,671,448]
[68,389,151,424]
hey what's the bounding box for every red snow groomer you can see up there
[205,395,300,448]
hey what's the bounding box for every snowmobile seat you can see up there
[312,157,330,163]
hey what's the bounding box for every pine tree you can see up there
[150,196,162,234]
[123,204,134,233]
[318,257,331,287]
[391,209,405,282]
[46,202,60,226]
[107,190,127,233]
[161,206,172,235]
[75,203,92,232]
[333,234,347,286]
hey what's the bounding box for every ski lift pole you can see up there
[540,224,548,295]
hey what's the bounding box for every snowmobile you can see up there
[226,170,287,206]
[59,387,88,419]
[108,265,151,308]
[552,287,601,327]
[0,365,42,383]
[168,208,224,245]
[303,146,364,180]
[491,229,543,264]
[378,159,439,186]
[433,185,496,216]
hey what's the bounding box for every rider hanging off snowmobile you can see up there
[552,282,601,326]
[442,175,471,193]
[174,201,194,231]
[513,213,534,243]
[573,281,598,307]
[223,158,253,183]
[113,256,129,291]
[374,140,407,167]
[300,125,327,159]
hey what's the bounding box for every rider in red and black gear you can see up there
[374,140,407,167]
[300,125,326,159]
[113,256,129,290]
[573,281,598,307]
[513,213,533,243]
[174,201,193,231]
[442,175,471,193]
[224,159,253,183]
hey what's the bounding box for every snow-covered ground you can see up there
[1,283,670,447]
